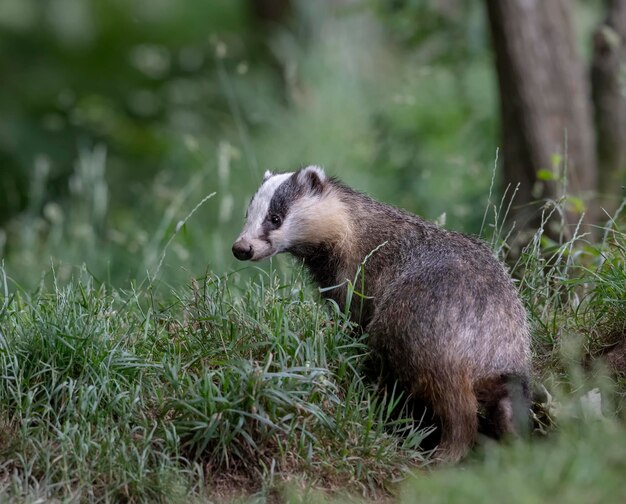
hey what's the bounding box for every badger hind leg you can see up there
[421,369,478,464]
[475,374,531,439]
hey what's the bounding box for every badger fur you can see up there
[232,166,531,462]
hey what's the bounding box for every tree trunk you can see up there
[250,0,292,24]
[485,0,597,241]
[591,0,626,221]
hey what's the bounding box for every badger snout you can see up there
[232,239,254,261]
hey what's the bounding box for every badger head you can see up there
[232,165,346,261]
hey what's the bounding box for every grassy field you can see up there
[1,202,625,502]
[1,1,625,502]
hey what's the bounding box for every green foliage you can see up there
[1,209,625,501]
[1,0,503,288]
[577,230,626,356]
[0,0,248,220]
[1,1,624,502]
[0,267,429,501]
[0,271,187,501]
[400,420,626,504]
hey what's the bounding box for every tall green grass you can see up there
[1,145,624,501]
[1,205,625,501]
[0,266,430,502]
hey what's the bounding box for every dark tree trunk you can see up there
[591,0,626,220]
[250,0,292,24]
[485,0,597,240]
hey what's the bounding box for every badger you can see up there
[232,166,531,462]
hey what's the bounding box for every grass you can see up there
[1,1,623,501]
[1,146,625,501]
[399,418,626,504]
[0,266,430,502]
[0,208,625,502]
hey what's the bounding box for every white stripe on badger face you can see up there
[236,172,293,260]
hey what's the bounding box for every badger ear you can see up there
[297,165,327,195]
[262,170,273,182]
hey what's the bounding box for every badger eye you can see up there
[270,214,282,226]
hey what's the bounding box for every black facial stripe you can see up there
[267,174,304,220]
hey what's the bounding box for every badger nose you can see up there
[232,240,253,261]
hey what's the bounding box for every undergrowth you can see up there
[0,267,427,502]
[0,201,625,502]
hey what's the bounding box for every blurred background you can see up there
[0,0,622,288]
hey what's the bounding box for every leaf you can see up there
[537,169,556,181]
[565,196,586,214]
[551,153,563,168]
